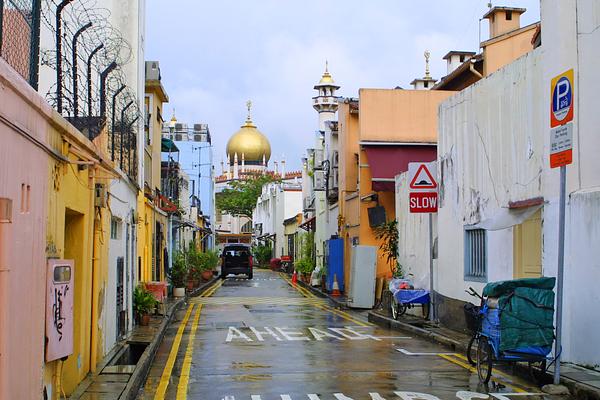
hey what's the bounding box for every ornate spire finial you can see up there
[424,50,431,79]
[246,100,252,121]
[325,60,329,73]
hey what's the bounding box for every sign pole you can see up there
[549,69,573,386]
[553,165,566,385]
[428,212,434,323]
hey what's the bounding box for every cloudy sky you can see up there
[146,0,540,172]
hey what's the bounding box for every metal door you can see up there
[326,238,344,292]
[116,256,125,338]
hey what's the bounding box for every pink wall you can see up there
[0,58,49,398]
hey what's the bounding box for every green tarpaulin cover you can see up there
[483,277,556,352]
[483,277,556,297]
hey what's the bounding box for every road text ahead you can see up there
[222,391,542,400]
[225,326,390,342]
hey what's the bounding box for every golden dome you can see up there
[226,103,271,165]
[315,61,339,88]
[319,72,334,84]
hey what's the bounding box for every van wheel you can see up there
[220,272,226,280]
[248,272,253,280]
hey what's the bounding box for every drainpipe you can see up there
[167,214,172,277]
[469,60,483,79]
[0,217,10,400]
[90,167,100,373]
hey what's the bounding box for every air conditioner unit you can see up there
[314,170,325,191]
[314,149,324,165]
[303,196,314,211]
[95,184,107,208]
[174,134,183,141]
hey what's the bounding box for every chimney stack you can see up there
[483,6,526,40]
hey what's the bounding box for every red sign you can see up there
[409,192,438,213]
[409,164,437,189]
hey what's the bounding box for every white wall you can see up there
[437,48,545,301]
[435,0,600,366]
[253,183,302,258]
[394,172,435,290]
[540,0,600,367]
[326,204,339,239]
[105,180,137,353]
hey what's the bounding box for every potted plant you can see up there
[294,257,314,283]
[253,244,272,268]
[133,285,158,326]
[169,251,188,297]
[185,245,201,289]
[200,250,220,280]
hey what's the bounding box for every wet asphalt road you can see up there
[138,270,568,400]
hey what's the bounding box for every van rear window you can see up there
[224,249,250,257]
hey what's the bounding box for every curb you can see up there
[119,276,219,400]
[368,310,600,400]
[295,277,349,309]
[368,311,464,351]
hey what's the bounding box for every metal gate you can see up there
[116,256,125,339]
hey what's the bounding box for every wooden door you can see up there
[513,209,542,279]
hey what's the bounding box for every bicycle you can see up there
[464,287,484,365]
[470,278,556,385]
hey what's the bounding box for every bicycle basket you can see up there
[463,303,481,333]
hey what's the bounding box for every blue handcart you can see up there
[475,277,557,384]
[391,288,430,320]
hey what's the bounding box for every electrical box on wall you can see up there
[45,259,74,362]
[95,183,107,208]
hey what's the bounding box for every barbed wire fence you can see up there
[40,0,139,180]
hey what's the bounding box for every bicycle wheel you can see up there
[477,337,493,384]
[467,334,477,366]
[398,303,407,316]
[391,296,399,320]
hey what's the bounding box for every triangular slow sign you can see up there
[409,163,437,189]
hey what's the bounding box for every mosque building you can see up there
[214,101,301,246]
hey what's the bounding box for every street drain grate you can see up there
[247,309,284,313]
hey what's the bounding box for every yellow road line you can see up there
[154,279,223,399]
[154,304,195,399]
[323,304,374,326]
[176,304,202,400]
[451,352,534,384]
[204,279,223,296]
[439,354,534,393]
[280,273,373,327]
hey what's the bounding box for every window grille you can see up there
[465,228,487,281]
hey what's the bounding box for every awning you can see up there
[257,233,276,242]
[299,216,316,232]
[472,202,544,231]
[363,144,437,191]
[161,137,179,152]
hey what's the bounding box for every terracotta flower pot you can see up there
[140,314,150,326]
[186,280,195,290]
[201,270,214,281]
